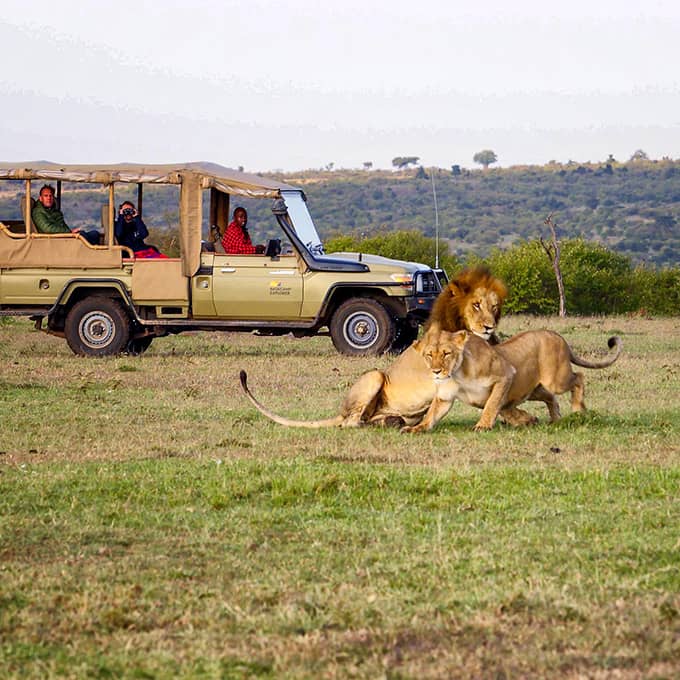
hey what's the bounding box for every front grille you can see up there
[415,271,441,294]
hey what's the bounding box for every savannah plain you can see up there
[1,314,678,678]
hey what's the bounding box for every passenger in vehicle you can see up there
[114,201,167,258]
[221,207,265,254]
[32,184,101,245]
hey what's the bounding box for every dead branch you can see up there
[542,213,566,317]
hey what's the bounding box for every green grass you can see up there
[0,316,679,678]
[2,460,678,678]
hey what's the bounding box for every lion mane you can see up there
[426,266,508,344]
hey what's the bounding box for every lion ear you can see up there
[493,280,508,302]
[448,282,463,298]
[454,331,468,348]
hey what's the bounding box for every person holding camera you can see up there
[221,207,265,254]
[114,201,166,258]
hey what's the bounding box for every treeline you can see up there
[2,159,679,269]
[325,231,680,316]
[276,160,680,269]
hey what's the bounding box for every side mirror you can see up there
[264,238,282,258]
[271,198,288,216]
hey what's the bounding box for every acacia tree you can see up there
[391,156,420,170]
[629,149,649,162]
[540,214,566,317]
[473,149,497,169]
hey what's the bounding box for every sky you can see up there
[2,0,680,172]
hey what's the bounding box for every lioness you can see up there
[401,329,623,433]
[239,268,509,428]
[425,266,507,344]
[240,332,437,428]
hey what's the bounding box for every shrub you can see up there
[325,230,680,317]
[480,241,557,314]
[559,239,634,314]
[478,238,639,315]
[631,266,680,315]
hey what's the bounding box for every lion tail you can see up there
[239,370,344,428]
[569,336,623,369]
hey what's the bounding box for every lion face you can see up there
[461,287,503,341]
[426,267,507,343]
[417,330,468,382]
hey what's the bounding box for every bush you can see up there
[477,238,642,315]
[325,230,680,316]
[631,266,680,315]
[559,239,634,314]
[480,241,557,314]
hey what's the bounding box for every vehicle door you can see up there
[212,253,304,319]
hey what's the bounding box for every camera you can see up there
[122,207,135,217]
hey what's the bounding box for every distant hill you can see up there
[271,161,680,268]
[3,161,678,267]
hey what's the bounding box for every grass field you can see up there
[1,315,678,679]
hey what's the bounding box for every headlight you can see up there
[415,271,440,293]
[390,273,413,285]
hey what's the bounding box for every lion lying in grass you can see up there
[240,332,438,428]
[239,268,509,428]
[401,329,623,433]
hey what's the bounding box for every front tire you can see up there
[126,336,154,355]
[390,320,419,353]
[330,298,396,356]
[64,297,131,356]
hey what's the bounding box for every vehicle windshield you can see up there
[281,190,324,256]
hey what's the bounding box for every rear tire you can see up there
[330,298,395,356]
[64,296,131,357]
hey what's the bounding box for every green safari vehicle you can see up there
[0,162,444,356]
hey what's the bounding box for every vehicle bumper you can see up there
[405,294,436,319]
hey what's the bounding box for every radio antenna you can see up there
[431,168,440,269]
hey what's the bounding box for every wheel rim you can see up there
[343,311,380,350]
[78,311,116,349]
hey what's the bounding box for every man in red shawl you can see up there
[221,207,265,254]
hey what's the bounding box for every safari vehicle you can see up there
[0,162,444,356]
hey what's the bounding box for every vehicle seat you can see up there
[208,224,226,253]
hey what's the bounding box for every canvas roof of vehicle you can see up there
[0,161,300,199]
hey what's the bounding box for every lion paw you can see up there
[400,425,422,434]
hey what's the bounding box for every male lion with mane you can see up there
[401,328,623,433]
[425,266,507,344]
[239,267,509,428]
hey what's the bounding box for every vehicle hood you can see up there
[328,252,429,272]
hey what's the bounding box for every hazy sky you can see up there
[2,0,679,171]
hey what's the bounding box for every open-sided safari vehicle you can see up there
[0,162,443,356]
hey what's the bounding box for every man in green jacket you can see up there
[32,185,101,245]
